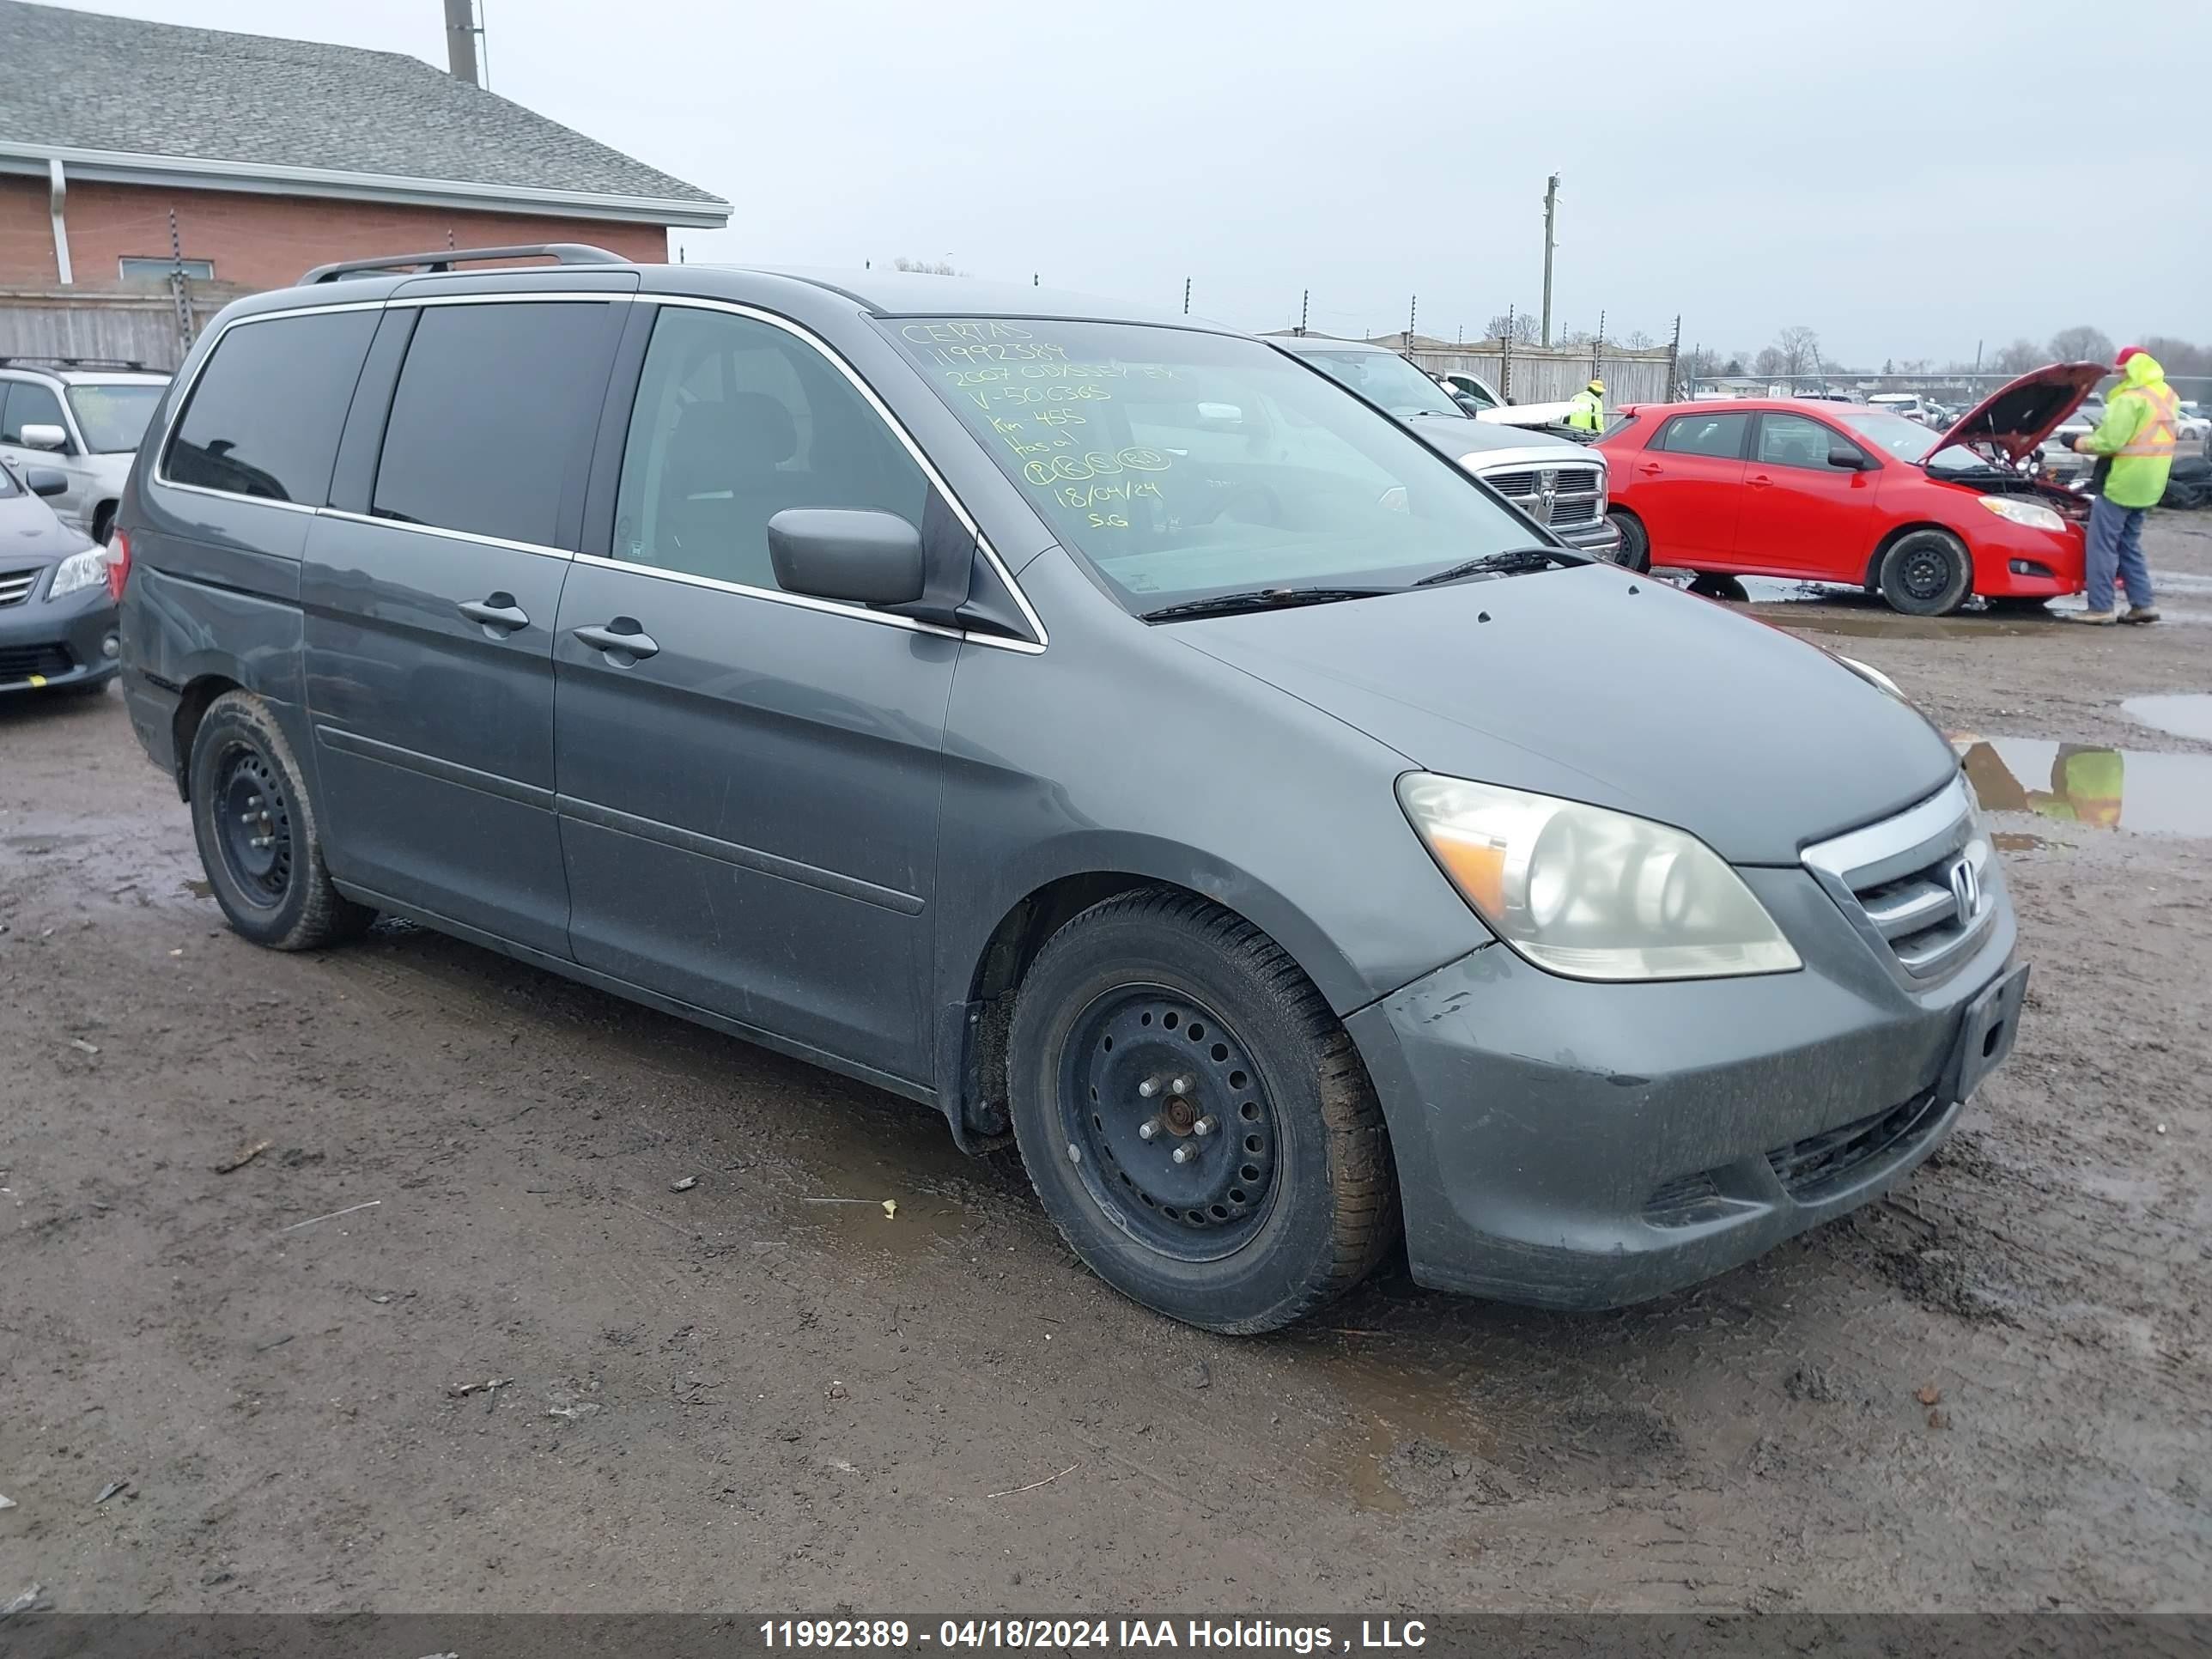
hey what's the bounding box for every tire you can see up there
[1607,511,1651,574]
[1007,888,1396,1334]
[1878,529,1972,617]
[1686,573,1749,602]
[187,690,374,951]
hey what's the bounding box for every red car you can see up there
[1596,364,2103,615]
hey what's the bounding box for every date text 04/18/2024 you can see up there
[757,1622,1431,1651]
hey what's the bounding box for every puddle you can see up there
[2123,694,2212,744]
[1953,734,2212,837]
[1990,831,2048,854]
[1297,1342,1493,1514]
[1662,571,2212,632]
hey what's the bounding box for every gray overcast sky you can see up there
[71,0,2212,364]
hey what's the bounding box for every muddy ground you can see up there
[3,519,2209,1615]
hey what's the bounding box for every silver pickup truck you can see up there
[1270,335,1621,560]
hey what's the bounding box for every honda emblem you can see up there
[1948,855,1981,920]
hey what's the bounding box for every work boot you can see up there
[2060,608,2118,625]
[2119,605,2161,624]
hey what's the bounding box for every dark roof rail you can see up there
[300,243,629,285]
[0,356,149,372]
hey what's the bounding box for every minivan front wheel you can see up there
[1878,529,1972,616]
[1008,889,1396,1333]
[188,691,374,951]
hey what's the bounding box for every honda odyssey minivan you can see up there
[118,247,2027,1333]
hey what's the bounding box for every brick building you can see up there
[0,0,728,363]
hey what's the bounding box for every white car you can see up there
[0,359,172,543]
[1867,392,1934,425]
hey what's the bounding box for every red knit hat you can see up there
[2115,345,2145,368]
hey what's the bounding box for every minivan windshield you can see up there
[67,383,166,453]
[887,319,1549,609]
[1291,349,1466,419]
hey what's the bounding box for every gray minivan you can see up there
[117,247,2027,1333]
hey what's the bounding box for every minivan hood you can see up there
[1176,566,1956,864]
[1925,362,2104,465]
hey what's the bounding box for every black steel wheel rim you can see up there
[215,742,294,908]
[1055,985,1279,1262]
[1901,545,1953,600]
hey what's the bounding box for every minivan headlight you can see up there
[1396,773,1802,981]
[1977,495,2065,533]
[46,545,108,602]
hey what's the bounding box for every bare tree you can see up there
[1484,313,1540,344]
[1753,345,1788,378]
[2142,335,2212,376]
[1623,329,1656,349]
[892,256,963,276]
[1990,338,2044,374]
[2048,325,2115,365]
[1774,325,1822,377]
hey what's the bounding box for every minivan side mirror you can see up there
[25,467,68,498]
[1828,445,1871,471]
[19,422,70,453]
[767,509,927,607]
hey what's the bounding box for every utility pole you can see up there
[1540,173,1559,348]
[167,208,194,356]
[442,0,481,87]
[1182,277,1190,315]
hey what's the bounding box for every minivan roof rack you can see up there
[300,243,629,285]
[0,355,149,372]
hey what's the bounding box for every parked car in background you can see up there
[0,358,172,543]
[118,247,2025,1333]
[1433,369,1512,420]
[1867,392,1934,424]
[1273,336,1621,558]
[1596,363,2101,614]
[0,453,122,695]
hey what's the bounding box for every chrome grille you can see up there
[1802,777,1993,983]
[0,566,38,608]
[1474,462,1606,530]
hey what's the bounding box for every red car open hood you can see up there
[1924,362,2105,465]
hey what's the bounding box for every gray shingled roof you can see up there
[0,0,726,210]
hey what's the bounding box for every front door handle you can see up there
[458,595,530,633]
[1637,462,1663,476]
[573,620,660,660]
[1747,473,1773,489]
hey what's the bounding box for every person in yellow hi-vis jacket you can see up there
[1565,378,1605,433]
[2065,346,2179,625]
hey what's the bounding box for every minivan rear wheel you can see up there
[1007,889,1396,1333]
[188,691,374,951]
[1878,529,1972,616]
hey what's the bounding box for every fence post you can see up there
[1502,304,1515,402]
[1667,314,1681,400]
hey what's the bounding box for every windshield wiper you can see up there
[1413,546,1576,586]
[1139,586,1397,623]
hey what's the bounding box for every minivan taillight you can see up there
[106,527,131,602]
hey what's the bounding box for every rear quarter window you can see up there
[165,310,379,503]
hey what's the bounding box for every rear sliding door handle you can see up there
[458,596,530,633]
[573,620,659,660]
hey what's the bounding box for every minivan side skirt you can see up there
[328,880,939,1107]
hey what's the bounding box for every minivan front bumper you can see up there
[1344,861,2021,1310]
